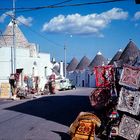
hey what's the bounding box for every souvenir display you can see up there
[69,112,101,140]
[89,88,111,108]
[119,65,140,89]
[94,65,114,88]
[117,87,140,115]
[118,115,140,140]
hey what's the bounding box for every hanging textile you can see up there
[89,88,111,109]
[94,65,114,88]
[117,87,140,116]
[118,115,140,140]
[69,112,101,140]
[119,65,140,89]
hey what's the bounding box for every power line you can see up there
[17,0,127,13]
[0,0,73,11]
[1,0,127,48]
[0,0,127,13]
[6,13,64,48]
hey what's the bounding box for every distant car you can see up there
[71,85,76,89]
[59,79,75,90]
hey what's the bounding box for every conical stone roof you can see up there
[109,49,122,65]
[0,21,29,47]
[89,51,107,71]
[67,57,79,72]
[118,41,140,66]
[76,56,90,70]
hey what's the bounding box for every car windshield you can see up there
[60,80,66,83]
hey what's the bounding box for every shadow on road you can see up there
[5,95,93,127]
[52,131,71,140]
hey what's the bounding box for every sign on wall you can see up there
[0,83,11,98]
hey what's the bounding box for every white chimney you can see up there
[60,61,64,78]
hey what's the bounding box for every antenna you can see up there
[13,0,16,74]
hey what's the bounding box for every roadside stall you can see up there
[89,63,140,140]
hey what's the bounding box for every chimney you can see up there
[60,61,64,78]
[52,58,56,63]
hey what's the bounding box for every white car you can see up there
[59,79,73,90]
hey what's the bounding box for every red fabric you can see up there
[94,65,114,88]
[89,88,111,108]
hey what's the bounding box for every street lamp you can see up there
[63,34,72,78]
[64,44,66,78]
[12,0,16,74]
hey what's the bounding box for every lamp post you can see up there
[64,44,66,78]
[63,34,72,78]
[12,0,16,74]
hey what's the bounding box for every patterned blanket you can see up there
[118,115,140,140]
[94,65,114,88]
[89,88,111,109]
[69,112,101,140]
[119,65,140,89]
[117,87,140,116]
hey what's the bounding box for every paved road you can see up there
[0,87,94,140]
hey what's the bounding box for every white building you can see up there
[67,52,108,88]
[74,56,90,87]
[67,57,79,85]
[0,22,53,97]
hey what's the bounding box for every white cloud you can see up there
[0,11,33,27]
[134,11,140,20]
[0,11,13,23]
[17,15,33,26]
[42,8,128,36]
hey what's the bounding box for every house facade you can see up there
[0,22,53,98]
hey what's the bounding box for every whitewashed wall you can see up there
[67,69,96,88]
[0,47,52,85]
[0,47,11,83]
[85,69,96,88]
[89,73,96,88]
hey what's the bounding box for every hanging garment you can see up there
[94,65,114,88]
[118,114,140,140]
[69,112,101,140]
[119,65,140,89]
[89,88,111,109]
[117,87,140,116]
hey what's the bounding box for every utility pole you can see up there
[13,0,16,74]
[64,44,66,78]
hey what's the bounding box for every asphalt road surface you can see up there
[0,87,95,140]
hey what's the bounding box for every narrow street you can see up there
[0,87,94,140]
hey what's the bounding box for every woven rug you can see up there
[69,112,101,140]
[94,65,114,88]
[119,65,140,89]
[118,115,140,140]
[89,88,111,108]
[117,87,140,116]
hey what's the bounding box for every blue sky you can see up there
[0,0,140,62]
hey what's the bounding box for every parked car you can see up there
[59,78,75,90]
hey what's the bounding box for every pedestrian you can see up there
[9,74,17,99]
